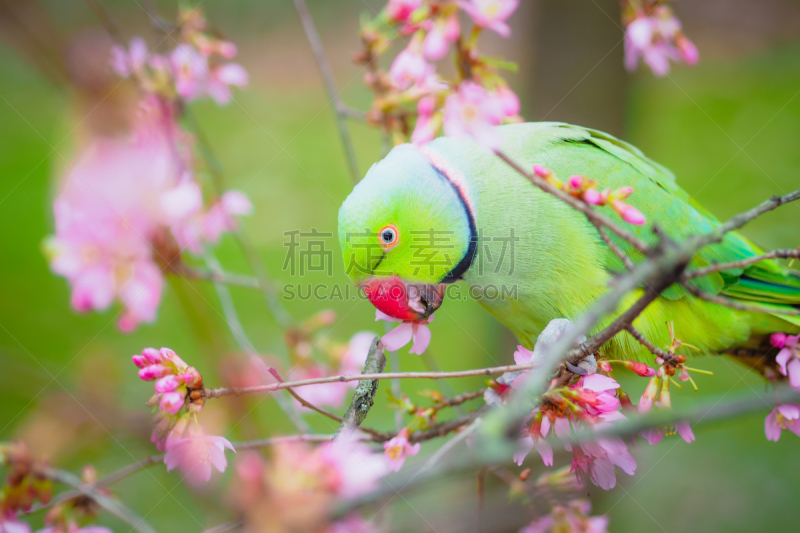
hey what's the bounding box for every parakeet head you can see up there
[338,144,475,320]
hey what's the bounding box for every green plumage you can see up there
[338,122,800,360]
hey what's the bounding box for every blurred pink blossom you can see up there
[376,310,433,354]
[765,403,800,441]
[383,427,421,472]
[321,431,389,498]
[624,11,698,77]
[1,512,31,533]
[289,364,351,409]
[443,82,505,149]
[110,37,149,77]
[207,63,249,105]
[164,426,235,485]
[458,0,519,37]
[327,514,377,533]
[388,48,432,90]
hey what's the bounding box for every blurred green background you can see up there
[1,0,799,531]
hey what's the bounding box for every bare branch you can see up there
[293,0,360,184]
[624,323,671,359]
[598,226,635,270]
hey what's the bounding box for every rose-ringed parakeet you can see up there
[337,122,800,362]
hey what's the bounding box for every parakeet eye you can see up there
[378,224,399,248]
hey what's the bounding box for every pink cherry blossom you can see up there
[170,44,210,101]
[765,403,800,441]
[171,190,253,254]
[493,85,520,118]
[207,63,249,105]
[383,427,421,472]
[164,427,235,485]
[422,15,460,60]
[376,310,433,354]
[443,82,505,149]
[388,48,432,90]
[624,11,698,77]
[458,0,519,37]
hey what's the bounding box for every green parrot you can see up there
[337,122,800,363]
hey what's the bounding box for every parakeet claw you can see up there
[361,276,445,321]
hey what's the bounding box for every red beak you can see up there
[361,276,446,321]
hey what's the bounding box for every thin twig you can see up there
[267,367,391,441]
[203,362,535,399]
[432,390,485,411]
[624,324,671,359]
[409,406,488,444]
[683,248,800,279]
[598,226,635,270]
[293,0,360,183]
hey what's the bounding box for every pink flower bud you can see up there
[155,375,181,393]
[142,347,163,365]
[180,367,203,388]
[568,175,583,189]
[583,188,602,205]
[160,392,185,414]
[533,165,552,179]
[132,355,148,368]
[418,95,435,117]
[639,377,660,413]
[139,364,173,381]
[597,361,613,373]
[771,332,788,348]
[160,347,188,369]
[218,41,238,60]
[624,361,656,377]
[616,186,634,199]
[612,200,646,225]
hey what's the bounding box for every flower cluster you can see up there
[514,373,637,490]
[228,432,385,531]
[533,165,647,226]
[133,347,235,484]
[111,7,248,105]
[357,0,521,149]
[0,443,53,532]
[621,1,699,77]
[764,333,800,441]
[46,9,252,332]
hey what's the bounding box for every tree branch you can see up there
[680,281,800,316]
[335,338,387,437]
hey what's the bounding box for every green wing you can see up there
[512,122,800,310]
